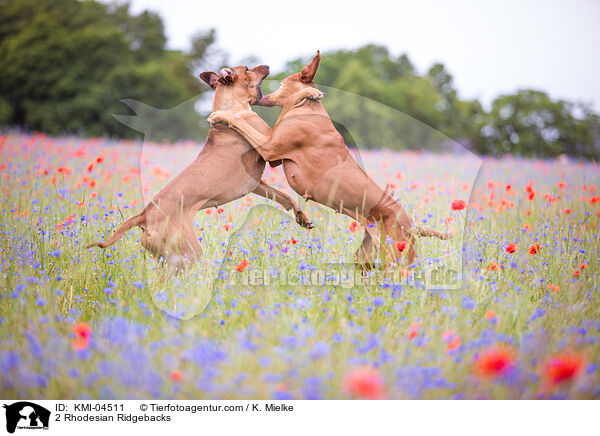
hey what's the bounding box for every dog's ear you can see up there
[199,71,219,90]
[300,50,321,83]
[218,68,236,85]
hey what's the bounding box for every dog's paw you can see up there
[295,210,314,229]
[207,111,230,127]
[305,88,325,101]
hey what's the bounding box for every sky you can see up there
[127,0,600,110]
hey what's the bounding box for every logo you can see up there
[2,402,50,434]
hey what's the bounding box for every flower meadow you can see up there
[1,132,599,400]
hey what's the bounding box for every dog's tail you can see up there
[86,213,145,249]
[412,225,452,240]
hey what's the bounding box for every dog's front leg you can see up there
[252,181,314,229]
[209,111,280,161]
[284,88,325,112]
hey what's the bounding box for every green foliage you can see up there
[474,90,599,159]
[0,0,209,140]
[1,3,598,157]
[281,45,599,158]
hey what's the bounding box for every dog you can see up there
[208,52,450,268]
[86,64,313,272]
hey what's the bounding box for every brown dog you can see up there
[86,64,313,271]
[208,53,450,268]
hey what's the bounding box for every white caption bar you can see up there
[0,400,595,435]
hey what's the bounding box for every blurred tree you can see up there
[473,90,599,158]
[0,0,213,140]
[279,45,598,158]
[1,4,598,157]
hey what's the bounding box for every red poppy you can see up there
[545,352,583,386]
[590,196,600,204]
[442,330,461,351]
[528,243,540,255]
[349,221,359,233]
[408,322,420,340]
[573,270,580,278]
[396,241,407,252]
[451,199,467,210]
[73,322,92,339]
[505,243,517,253]
[217,207,224,214]
[484,309,496,320]
[579,263,587,270]
[547,283,561,293]
[72,322,92,350]
[488,261,502,271]
[344,367,384,399]
[236,259,249,272]
[475,346,515,378]
[170,370,183,382]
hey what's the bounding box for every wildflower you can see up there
[579,263,586,270]
[408,322,420,339]
[475,345,515,379]
[442,330,461,351]
[344,367,384,399]
[590,196,600,204]
[563,208,572,214]
[451,199,467,210]
[505,242,517,254]
[309,341,331,360]
[529,243,540,255]
[573,270,580,278]
[222,224,231,231]
[170,370,183,382]
[523,224,531,231]
[484,310,496,320]
[72,322,92,350]
[547,283,561,293]
[96,156,104,163]
[236,259,249,272]
[488,261,502,271]
[349,221,359,233]
[217,207,224,214]
[396,241,407,252]
[545,353,583,386]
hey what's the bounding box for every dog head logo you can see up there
[3,402,50,434]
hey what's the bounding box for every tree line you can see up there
[1,0,598,158]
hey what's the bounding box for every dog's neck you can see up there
[212,86,252,112]
[278,98,326,123]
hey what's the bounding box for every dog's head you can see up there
[259,51,321,107]
[200,64,270,105]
